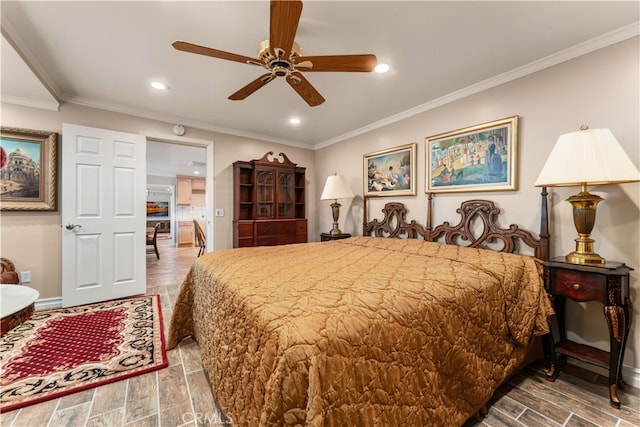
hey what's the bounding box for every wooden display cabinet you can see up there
[233,152,306,248]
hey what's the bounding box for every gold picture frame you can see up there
[426,116,518,193]
[1,126,58,211]
[364,143,416,197]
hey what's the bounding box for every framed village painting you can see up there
[426,116,518,193]
[0,127,58,211]
[364,143,416,197]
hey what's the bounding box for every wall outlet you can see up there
[20,271,31,283]
[215,208,224,217]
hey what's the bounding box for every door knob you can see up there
[65,224,82,230]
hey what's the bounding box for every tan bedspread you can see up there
[168,237,553,426]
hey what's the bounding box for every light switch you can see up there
[215,209,224,217]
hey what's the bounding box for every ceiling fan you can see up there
[172,0,377,107]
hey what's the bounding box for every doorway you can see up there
[145,135,214,260]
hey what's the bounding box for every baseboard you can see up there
[568,359,640,389]
[624,365,640,389]
[35,297,62,311]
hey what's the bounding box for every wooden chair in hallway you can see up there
[193,220,206,257]
[147,223,160,259]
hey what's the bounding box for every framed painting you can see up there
[146,201,169,217]
[1,126,58,211]
[426,116,518,193]
[364,143,416,197]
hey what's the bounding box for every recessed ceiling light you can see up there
[193,170,200,175]
[150,81,169,90]
[375,64,390,74]
[289,117,301,125]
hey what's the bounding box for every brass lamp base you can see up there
[566,248,605,265]
[329,201,343,235]
[565,186,605,265]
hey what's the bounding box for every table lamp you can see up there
[320,173,354,235]
[534,125,640,264]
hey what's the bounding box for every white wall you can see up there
[316,37,640,380]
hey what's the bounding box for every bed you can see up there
[167,191,553,426]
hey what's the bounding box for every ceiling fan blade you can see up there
[270,0,302,59]
[295,54,378,72]
[228,73,276,101]
[172,41,261,66]
[286,72,325,107]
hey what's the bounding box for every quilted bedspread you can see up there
[167,237,553,426]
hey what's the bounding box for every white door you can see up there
[62,123,146,307]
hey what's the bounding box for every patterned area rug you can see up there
[0,295,167,412]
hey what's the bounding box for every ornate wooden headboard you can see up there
[364,189,550,261]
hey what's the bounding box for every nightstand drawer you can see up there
[551,269,606,303]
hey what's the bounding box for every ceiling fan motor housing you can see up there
[258,40,302,77]
[258,39,302,62]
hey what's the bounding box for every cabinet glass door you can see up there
[277,171,294,218]
[256,170,274,218]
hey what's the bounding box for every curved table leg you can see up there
[604,304,629,409]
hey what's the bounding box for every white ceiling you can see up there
[1,1,639,149]
[146,140,206,178]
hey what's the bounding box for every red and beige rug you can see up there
[0,295,168,412]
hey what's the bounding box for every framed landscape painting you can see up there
[146,201,169,217]
[426,116,518,193]
[0,127,58,211]
[364,143,416,197]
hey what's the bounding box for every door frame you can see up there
[143,132,214,253]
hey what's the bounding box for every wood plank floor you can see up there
[2,238,639,426]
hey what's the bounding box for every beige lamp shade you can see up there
[321,174,355,200]
[534,127,640,187]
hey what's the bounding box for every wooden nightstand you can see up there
[320,233,351,241]
[543,257,633,409]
